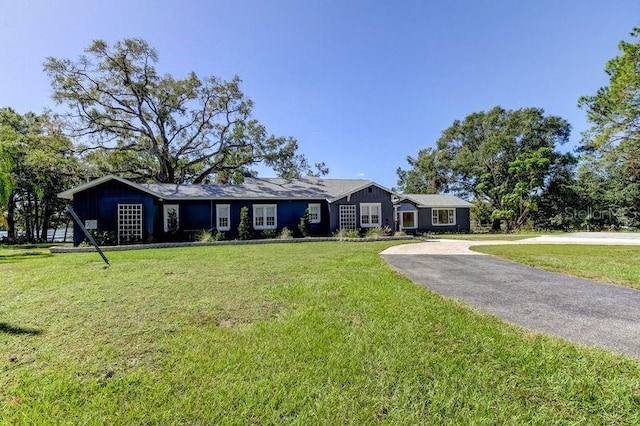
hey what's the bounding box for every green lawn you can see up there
[433,233,543,241]
[471,244,640,290]
[2,242,640,423]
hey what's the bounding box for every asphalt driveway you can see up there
[382,249,640,359]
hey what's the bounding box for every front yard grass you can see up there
[471,244,640,290]
[435,233,539,241]
[2,242,640,423]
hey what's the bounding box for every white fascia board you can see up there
[57,175,164,200]
[328,182,398,203]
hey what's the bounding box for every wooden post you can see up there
[65,205,110,266]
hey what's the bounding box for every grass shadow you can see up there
[0,322,42,335]
[0,252,53,263]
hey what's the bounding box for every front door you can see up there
[401,211,417,230]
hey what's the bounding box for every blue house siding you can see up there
[417,207,471,233]
[219,199,330,238]
[175,201,214,231]
[72,180,157,246]
[64,177,396,245]
[330,185,395,231]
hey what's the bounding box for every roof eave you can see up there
[58,175,164,200]
[156,196,331,202]
[328,182,398,202]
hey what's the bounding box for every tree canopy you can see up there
[579,27,640,153]
[0,108,81,241]
[44,39,327,184]
[576,28,640,228]
[396,147,445,194]
[398,107,573,230]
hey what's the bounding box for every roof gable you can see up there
[326,181,396,202]
[58,175,165,200]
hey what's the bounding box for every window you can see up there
[432,208,456,225]
[360,203,381,227]
[118,203,143,244]
[216,204,230,231]
[401,211,417,229]
[308,203,321,223]
[253,204,277,230]
[339,205,356,229]
[163,204,179,232]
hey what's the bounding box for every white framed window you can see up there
[163,204,179,232]
[432,208,456,225]
[253,204,277,230]
[308,203,321,224]
[118,203,143,244]
[401,211,417,229]
[216,204,231,231]
[339,205,356,229]
[360,203,381,228]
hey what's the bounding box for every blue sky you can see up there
[1,1,639,188]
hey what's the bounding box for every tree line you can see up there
[2,28,638,241]
[0,39,327,243]
[397,28,640,232]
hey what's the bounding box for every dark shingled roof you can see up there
[59,175,394,201]
[397,194,473,208]
[141,177,379,200]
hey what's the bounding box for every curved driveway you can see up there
[381,238,640,359]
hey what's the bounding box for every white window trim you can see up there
[360,203,381,228]
[253,204,277,230]
[163,204,179,232]
[400,210,418,229]
[308,203,321,224]
[432,208,456,226]
[216,204,231,231]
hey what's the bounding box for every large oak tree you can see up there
[398,107,573,231]
[44,39,326,184]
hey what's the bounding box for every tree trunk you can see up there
[25,190,33,243]
[62,218,70,243]
[41,206,51,242]
[491,218,501,232]
[34,195,40,242]
[7,191,16,242]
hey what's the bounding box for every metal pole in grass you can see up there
[65,205,110,266]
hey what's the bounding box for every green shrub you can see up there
[197,229,225,242]
[298,208,311,237]
[85,229,117,246]
[261,229,276,239]
[198,229,213,242]
[166,209,179,236]
[279,227,293,239]
[238,206,253,240]
[364,227,388,238]
[334,228,360,239]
